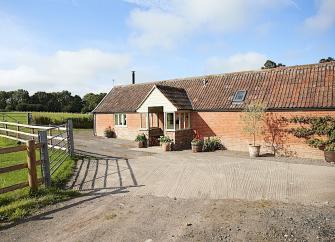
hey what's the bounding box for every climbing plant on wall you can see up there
[290,116,335,151]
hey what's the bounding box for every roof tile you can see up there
[94,62,335,113]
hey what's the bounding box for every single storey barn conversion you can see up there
[93,62,335,159]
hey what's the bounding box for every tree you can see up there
[0,91,8,110]
[319,57,335,63]
[81,92,106,113]
[262,60,286,69]
[241,101,266,146]
[0,89,104,113]
[5,89,30,111]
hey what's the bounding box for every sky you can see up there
[0,0,334,96]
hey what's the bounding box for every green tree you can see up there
[0,91,8,110]
[262,60,286,69]
[319,57,335,63]
[241,101,266,146]
[82,92,106,113]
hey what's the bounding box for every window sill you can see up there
[115,125,127,128]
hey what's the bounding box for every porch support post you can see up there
[163,112,166,131]
[146,112,150,130]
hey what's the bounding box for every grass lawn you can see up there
[0,137,79,223]
[0,112,29,124]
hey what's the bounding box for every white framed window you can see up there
[114,113,127,127]
[165,112,174,130]
[164,112,191,131]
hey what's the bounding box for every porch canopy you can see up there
[136,85,193,131]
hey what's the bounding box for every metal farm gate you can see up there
[0,119,74,187]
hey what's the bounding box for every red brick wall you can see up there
[95,113,114,137]
[96,110,335,159]
[191,111,335,159]
[95,113,140,140]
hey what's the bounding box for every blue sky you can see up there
[0,0,334,95]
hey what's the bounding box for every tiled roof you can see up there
[155,85,193,110]
[93,62,335,113]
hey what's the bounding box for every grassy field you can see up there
[0,137,78,223]
[0,112,92,123]
[32,112,92,121]
[0,112,93,129]
[0,112,29,124]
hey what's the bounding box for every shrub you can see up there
[104,127,115,138]
[202,136,223,152]
[191,138,203,145]
[159,135,173,143]
[135,133,147,142]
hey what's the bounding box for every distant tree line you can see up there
[262,57,334,69]
[0,89,106,113]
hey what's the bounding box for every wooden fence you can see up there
[0,140,43,194]
[0,120,74,190]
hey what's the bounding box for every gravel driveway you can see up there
[1,130,335,241]
[71,130,335,205]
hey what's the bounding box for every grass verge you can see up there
[0,137,79,223]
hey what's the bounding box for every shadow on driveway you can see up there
[70,149,144,193]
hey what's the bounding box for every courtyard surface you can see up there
[70,130,335,205]
[1,130,335,241]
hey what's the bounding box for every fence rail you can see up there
[0,140,42,194]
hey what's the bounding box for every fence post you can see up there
[27,112,33,124]
[27,140,38,192]
[38,130,51,187]
[67,119,74,156]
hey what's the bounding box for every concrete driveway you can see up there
[73,130,335,205]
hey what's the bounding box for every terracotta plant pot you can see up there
[192,144,203,153]
[162,143,171,152]
[248,145,261,158]
[324,150,335,162]
[138,141,146,148]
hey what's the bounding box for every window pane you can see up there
[185,113,189,129]
[180,113,184,129]
[166,113,174,129]
[123,114,127,126]
[175,113,180,130]
[114,114,119,125]
[233,90,247,102]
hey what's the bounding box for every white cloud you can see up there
[126,0,296,49]
[305,0,335,32]
[0,11,133,95]
[205,52,267,73]
[128,8,189,49]
[0,49,131,95]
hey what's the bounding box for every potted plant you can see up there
[104,126,115,138]
[159,135,173,151]
[135,133,147,148]
[324,144,335,163]
[241,101,266,158]
[290,116,335,162]
[191,138,203,152]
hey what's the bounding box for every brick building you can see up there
[93,62,335,159]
